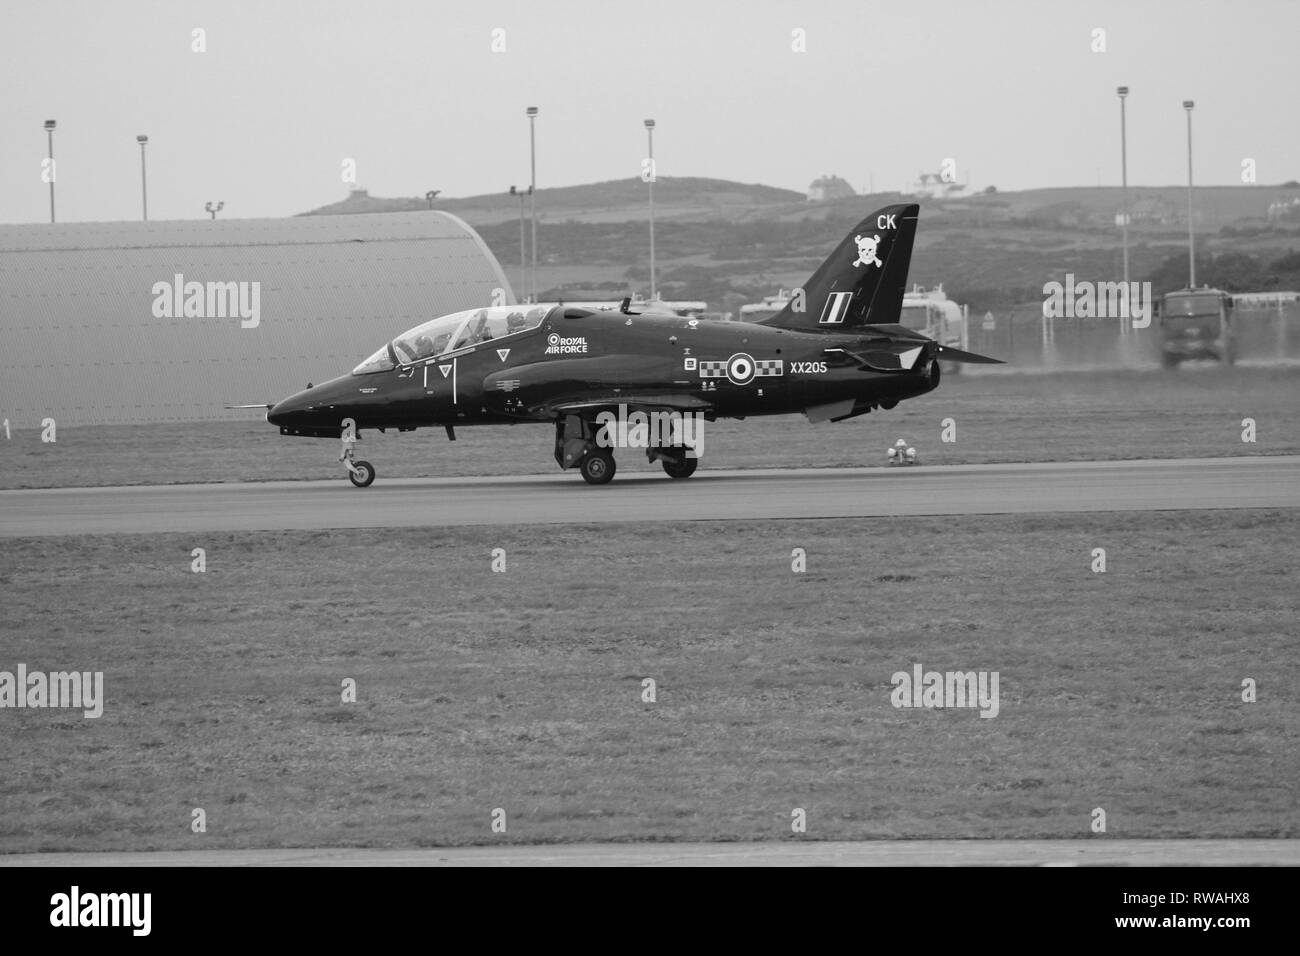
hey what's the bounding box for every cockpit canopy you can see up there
[352,305,554,374]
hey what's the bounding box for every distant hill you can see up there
[302,178,1300,233]
[298,178,1300,313]
[300,177,806,226]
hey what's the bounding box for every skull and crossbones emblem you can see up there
[853,234,882,269]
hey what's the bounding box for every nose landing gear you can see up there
[346,459,376,487]
[340,441,376,488]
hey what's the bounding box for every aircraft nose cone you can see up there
[266,376,356,437]
[266,396,303,426]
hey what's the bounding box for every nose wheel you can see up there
[339,434,375,488]
[347,459,376,487]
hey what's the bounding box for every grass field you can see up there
[2,367,1296,490]
[1,510,1296,852]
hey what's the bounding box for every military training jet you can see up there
[262,203,1002,486]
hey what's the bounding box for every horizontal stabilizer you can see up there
[935,345,1004,364]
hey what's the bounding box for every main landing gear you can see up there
[580,450,616,485]
[649,446,698,479]
[553,415,699,485]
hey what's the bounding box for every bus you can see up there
[737,289,794,324]
[900,285,967,369]
[1157,287,1234,368]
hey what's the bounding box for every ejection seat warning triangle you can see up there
[439,365,452,378]
[497,349,510,362]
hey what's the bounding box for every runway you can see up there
[2,456,1297,536]
[2,840,1296,867]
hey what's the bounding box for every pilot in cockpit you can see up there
[412,334,437,359]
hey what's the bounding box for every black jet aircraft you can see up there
[263,203,1000,486]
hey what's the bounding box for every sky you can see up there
[1,0,1297,224]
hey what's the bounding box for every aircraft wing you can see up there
[543,394,713,416]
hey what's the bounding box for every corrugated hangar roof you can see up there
[0,212,515,427]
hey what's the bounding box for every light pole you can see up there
[425,190,440,209]
[1183,100,1196,287]
[527,106,538,303]
[1117,87,1130,297]
[136,135,149,221]
[645,118,656,300]
[205,201,224,220]
[43,120,56,223]
[510,185,530,301]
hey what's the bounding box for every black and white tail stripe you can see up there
[818,291,853,324]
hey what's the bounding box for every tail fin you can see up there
[759,203,919,331]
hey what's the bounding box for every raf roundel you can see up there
[726,352,756,386]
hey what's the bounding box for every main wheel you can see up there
[580,451,616,485]
[348,460,376,487]
[663,456,697,479]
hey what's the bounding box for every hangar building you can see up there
[0,212,513,427]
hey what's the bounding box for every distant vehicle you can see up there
[738,289,795,323]
[1157,288,1235,368]
[900,285,967,371]
[1229,290,1300,310]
